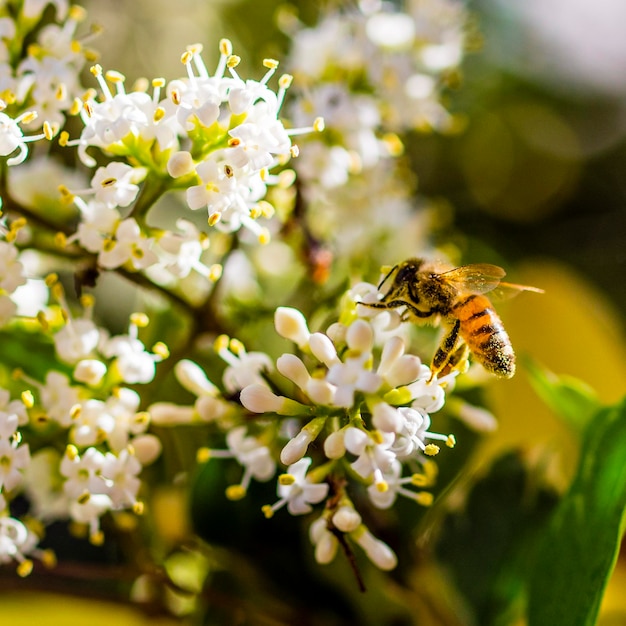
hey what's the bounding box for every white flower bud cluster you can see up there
[162,286,457,572]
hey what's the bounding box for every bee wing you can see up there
[490,282,545,301]
[440,263,507,294]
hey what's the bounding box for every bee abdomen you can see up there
[456,297,515,377]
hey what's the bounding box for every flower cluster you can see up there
[58,39,322,255]
[151,284,459,572]
[283,0,471,269]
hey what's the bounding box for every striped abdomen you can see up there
[453,294,515,378]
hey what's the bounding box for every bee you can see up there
[364,258,543,380]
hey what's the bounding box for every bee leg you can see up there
[429,319,461,382]
[439,343,470,378]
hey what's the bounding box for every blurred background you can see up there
[8,0,626,623]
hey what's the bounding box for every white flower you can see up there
[0,515,39,569]
[60,446,106,500]
[0,241,27,294]
[155,219,210,279]
[263,457,329,517]
[0,108,49,166]
[226,426,276,483]
[69,198,121,254]
[54,317,100,365]
[101,448,142,508]
[39,371,81,427]
[102,332,159,385]
[344,427,396,489]
[98,218,158,270]
[216,337,273,393]
[89,162,144,208]
[0,436,30,492]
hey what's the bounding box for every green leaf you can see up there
[436,451,559,626]
[525,358,601,431]
[527,396,626,626]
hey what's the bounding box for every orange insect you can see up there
[364,258,543,380]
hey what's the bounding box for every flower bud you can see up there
[274,307,310,347]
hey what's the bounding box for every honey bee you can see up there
[364,258,543,380]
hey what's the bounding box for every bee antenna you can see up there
[377,264,398,290]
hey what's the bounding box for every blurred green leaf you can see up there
[525,358,601,431]
[436,451,559,626]
[527,396,626,626]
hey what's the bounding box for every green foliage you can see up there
[526,396,626,626]
[525,358,601,431]
[436,452,559,626]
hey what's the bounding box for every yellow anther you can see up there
[69,98,82,116]
[55,84,67,101]
[371,430,384,445]
[278,473,296,486]
[446,434,456,448]
[263,58,279,70]
[376,481,389,493]
[278,169,296,188]
[262,504,274,519]
[90,530,105,546]
[134,412,150,426]
[208,212,221,226]
[411,473,429,487]
[225,484,247,501]
[41,549,57,568]
[278,74,293,89]
[133,501,145,515]
[105,70,125,83]
[424,444,440,457]
[21,390,34,408]
[43,121,54,140]
[66,444,79,460]
[70,404,82,420]
[219,39,233,56]
[152,342,169,359]
[152,77,166,88]
[170,88,181,105]
[258,227,270,245]
[80,293,95,308]
[214,334,230,352]
[208,264,223,282]
[90,64,103,77]
[290,145,300,158]
[187,43,203,55]
[196,447,211,463]
[180,50,193,65]
[153,107,165,123]
[36,311,49,331]
[44,273,59,288]
[257,200,275,218]
[382,132,404,157]
[224,164,234,178]
[313,117,325,132]
[83,101,94,117]
[21,111,38,124]
[415,492,434,507]
[228,137,241,147]
[130,312,150,327]
[100,177,117,187]
[229,337,245,355]
[227,55,241,68]
[17,560,33,578]
[69,5,87,20]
